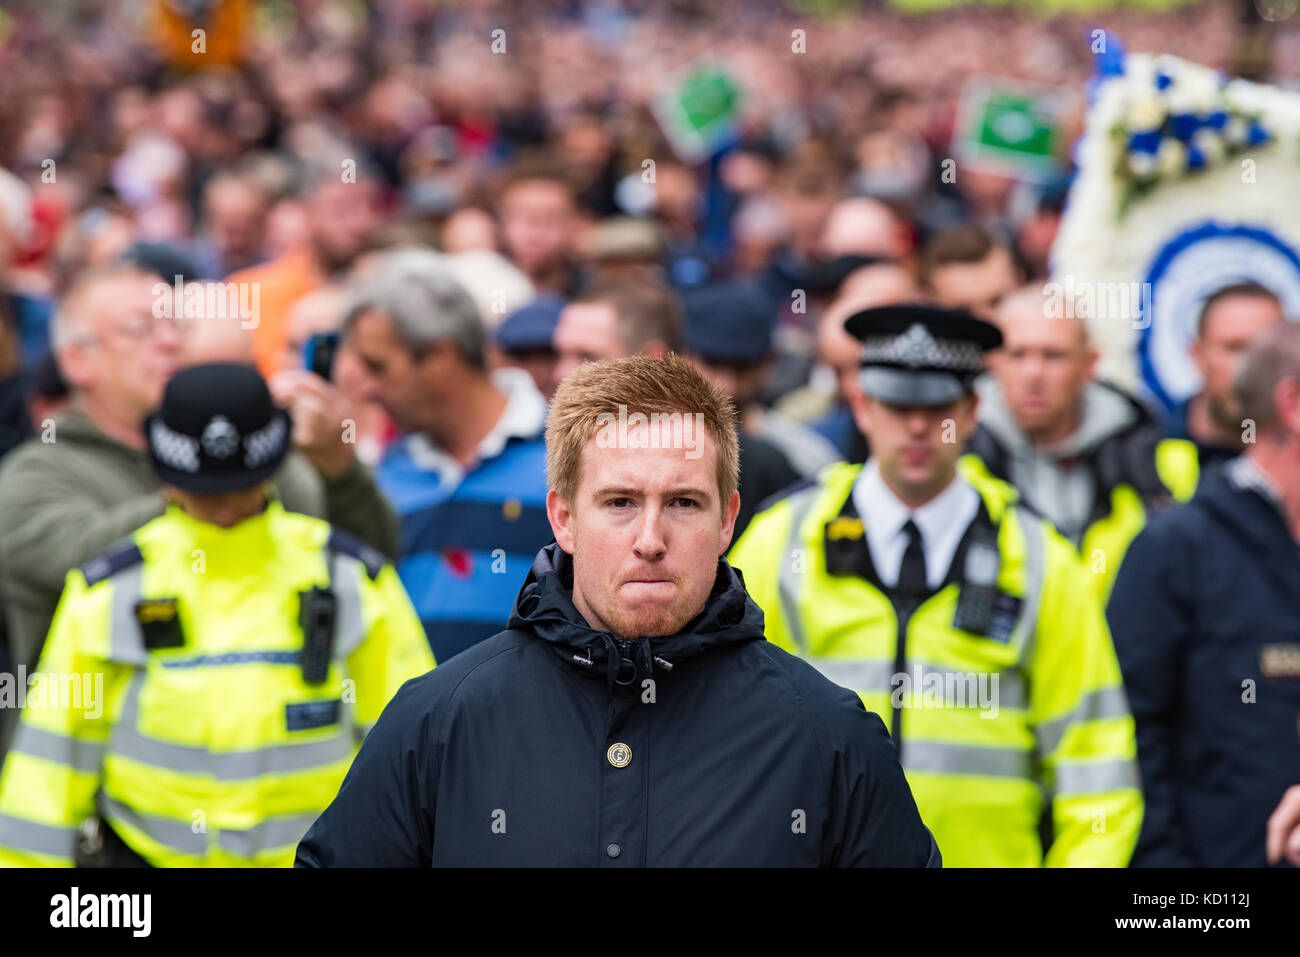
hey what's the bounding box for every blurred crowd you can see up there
[1,0,1299,867]
[0,0,1282,474]
[0,0,1276,307]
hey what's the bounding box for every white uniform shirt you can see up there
[851,459,981,590]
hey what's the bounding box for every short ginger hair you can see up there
[546,354,740,511]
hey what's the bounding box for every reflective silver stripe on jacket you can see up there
[808,658,895,694]
[0,812,78,858]
[903,739,1035,780]
[100,794,322,860]
[808,658,1029,713]
[1034,684,1134,758]
[110,672,353,780]
[8,724,105,774]
[1009,505,1047,661]
[1052,757,1142,797]
[216,811,320,857]
[330,551,367,661]
[107,563,147,666]
[99,794,206,856]
[776,485,824,655]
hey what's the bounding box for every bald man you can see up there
[820,198,912,264]
[0,266,398,765]
[441,207,498,256]
[964,286,1199,601]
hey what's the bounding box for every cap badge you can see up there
[899,322,938,369]
[200,415,241,459]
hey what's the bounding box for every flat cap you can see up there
[495,296,565,353]
[683,281,779,365]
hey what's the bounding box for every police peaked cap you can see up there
[843,303,1002,407]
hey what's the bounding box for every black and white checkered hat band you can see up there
[152,415,286,472]
[860,322,985,373]
[244,415,287,469]
[151,419,201,473]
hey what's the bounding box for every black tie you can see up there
[898,519,928,600]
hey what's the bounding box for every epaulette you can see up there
[326,528,386,581]
[79,540,144,587]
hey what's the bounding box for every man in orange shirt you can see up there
[229,164,382,379]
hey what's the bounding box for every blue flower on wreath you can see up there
[1170,113,1200,141]
[1128,130,1162,154]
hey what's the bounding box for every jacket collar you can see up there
[1227,454,1285,509]
[405,367,547,485]
[507,542,764,692]
[976,377,1141,462]
[1196,461,1300,597]
[826,461,998,602]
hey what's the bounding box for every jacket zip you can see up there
[890,600,912,755]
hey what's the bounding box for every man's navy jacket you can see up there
[296,543,941,867]
[1108,464,1300,867]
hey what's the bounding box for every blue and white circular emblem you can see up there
[1137,221,1300,410]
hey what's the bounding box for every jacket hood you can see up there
[507,542,766,691]
[977,378,1141,462]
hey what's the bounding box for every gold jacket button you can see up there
[606,743,631,768]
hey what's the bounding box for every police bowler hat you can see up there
[144,363,292,493]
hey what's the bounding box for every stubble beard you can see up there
[572,552,698,640]
[1208,392,1243,439]
[604,602,693,642]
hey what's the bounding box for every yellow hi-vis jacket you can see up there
[1073,440,1198,604]
[961,436,1200,606]
[729,461,1143,867]
[0,501,435,867]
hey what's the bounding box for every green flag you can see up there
[956,78,1065,178]
[655,64,742,161]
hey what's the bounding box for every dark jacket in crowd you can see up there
[735,430,801,541]
[0,372,30,461]
[296,543,941,867]
[1107,461,1300,867]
